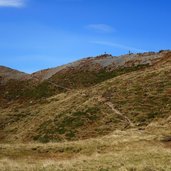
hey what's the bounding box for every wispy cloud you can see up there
[0,0,25,7]
[91,41,145,52]
[86,24,115,33]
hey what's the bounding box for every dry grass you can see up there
[1,126,171,171]
[1,52,171,170]
[1,58,171,143]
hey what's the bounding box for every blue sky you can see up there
[0,0,171,73]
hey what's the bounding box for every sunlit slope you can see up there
[0,51,169,106]
[0,52,171,143]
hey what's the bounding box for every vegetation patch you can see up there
[34,107,101,142]
[50,64,150,90]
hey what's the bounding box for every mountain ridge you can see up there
[1,50,169,83]
[0,50,170,108]
[0,50,171,143]
[30,50,170,81]
[0,65,29,83]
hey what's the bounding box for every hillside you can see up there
[0,66,29,83]
[1,51,171,171]
[31,51,166,82]
[0,50,169,107]
[0,50,171,143]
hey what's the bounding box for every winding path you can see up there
[97,96,134,127]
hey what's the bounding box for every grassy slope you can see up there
[0,53,171,170]
[0,53,171,143]
[0,126,171,171]
[49,64,149,89]
[0,64,149,107]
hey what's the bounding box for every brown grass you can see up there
[1,56,171,143]
[1,52,171,170]
[0,124,171,171]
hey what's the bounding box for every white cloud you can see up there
[86,24,115,33]
[0,0,25,7]
[91,41,145,52]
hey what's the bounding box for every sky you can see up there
[0,0,171,73]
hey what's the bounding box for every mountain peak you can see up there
[0,65,29,83]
